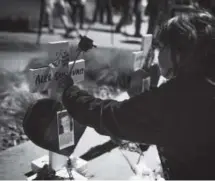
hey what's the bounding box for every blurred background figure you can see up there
[145,0,155,34]
[145,0,168,34]
[133,0,143,37]
[92,0,103,23]
[115,0,145,37]
[93,0,113,25]
[115,0,134,33]
[67,0,86,29]
[45,0,73,36]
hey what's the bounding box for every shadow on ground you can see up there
[120,40,141,45]
[87,27,115,34]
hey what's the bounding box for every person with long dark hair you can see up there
[58,10,215,179]
[115,0,133,33]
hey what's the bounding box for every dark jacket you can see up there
[62,73,215,180]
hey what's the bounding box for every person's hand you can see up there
[58,73,74,91]
[128,69,150,97]
[78,36,96,52]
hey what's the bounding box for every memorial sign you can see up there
[133,34,153,71]
[27,41,86,172]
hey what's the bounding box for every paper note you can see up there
[57,110,75,150]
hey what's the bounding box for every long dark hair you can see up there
[155,9,215,78]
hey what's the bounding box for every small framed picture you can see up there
[57,109,74,150]
[142,77,151,92]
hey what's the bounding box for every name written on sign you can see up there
[28,59,85,92]
[35,68,84,85]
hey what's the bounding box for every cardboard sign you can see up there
[27,41,85,92]
[133,34,153,71]
[28,59,85,92]
[132,51,145,71]
[141,34,153,54]
[57,110,75,150]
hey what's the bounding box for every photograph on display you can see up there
[57,109,75,150]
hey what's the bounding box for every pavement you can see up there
[0,19,149,71]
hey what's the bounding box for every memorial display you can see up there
[22,34,163,180]
[23,36,96,180]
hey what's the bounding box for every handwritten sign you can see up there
[132,34,153,71]
[28,41,85,164]
[28,59,85,92]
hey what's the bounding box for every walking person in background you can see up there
[92,0,104,23]
[45,0,73,36]
[102,0,114,25]
[67,0,86,29]
[93,0,113,24]
[115,0,144,37]
[133,0,143,37]
[115,0,133,33]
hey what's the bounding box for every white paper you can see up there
[28,41,85,92]
[48,41,70,68]
[28,59,85,92]
[132,34,153,71]
[57,110,75,150]
[132,51,146,71]
[141,34,153,54]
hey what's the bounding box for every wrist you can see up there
[63,83,74,95]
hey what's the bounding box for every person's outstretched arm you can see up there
[62,83,169,146]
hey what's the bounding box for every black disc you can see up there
[23,98,86,157]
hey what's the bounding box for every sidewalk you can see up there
[0,20,148,72]
[0,21,148,48]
